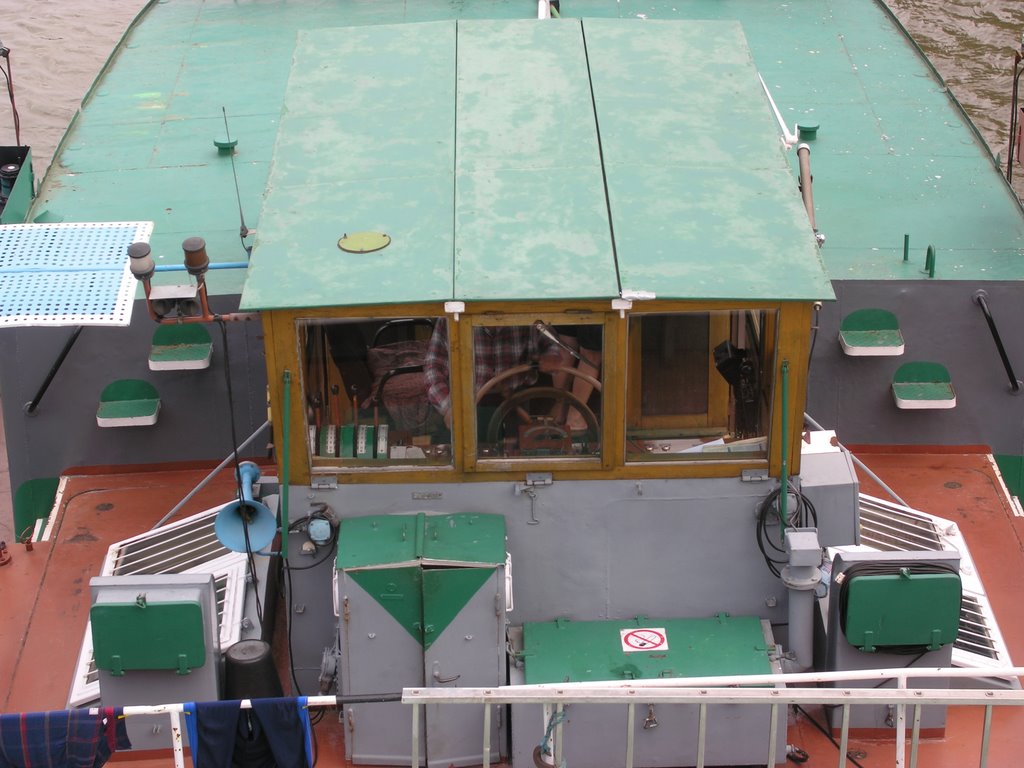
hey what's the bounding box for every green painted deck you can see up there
[28,0,1024,306]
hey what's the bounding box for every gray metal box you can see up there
[510,617,786,767]
[798,440,860,547]
[818,548,961,730]
[90,574,221,751]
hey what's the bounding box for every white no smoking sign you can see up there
[620,627,669,653]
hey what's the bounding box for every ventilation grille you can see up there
[857,493,1016,687]
[0,221,152,327]
[111,511,232,575]
[957,593,998,660]
[68,506,247,708]
[859,495,943,551]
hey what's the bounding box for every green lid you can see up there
[91,601,206,675]
[337,512,505,569]
[521,614,772,684]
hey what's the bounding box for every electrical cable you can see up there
[0,50,21,146]
[220,107,252,258]
[793,705,866,768]
[786,744,810,763]
[285,562,301,696]
[808,302,821,373]
[756,481,818,577]
[283,504,339,706]
[219,318,262,627]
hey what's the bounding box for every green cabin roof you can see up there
[241,18,832,310]
[29,1,1024,303]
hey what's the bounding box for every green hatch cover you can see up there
[336,514,419,570]
[521,614,771,684]
[842,572,962,651]
[421,512,506,565]
[340,513,504,648]
[337,512,505,569]
[91,601,206,675]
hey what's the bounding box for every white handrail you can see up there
[80,667,1024,768]
[404,666,1024,768]
[758,72,799,147]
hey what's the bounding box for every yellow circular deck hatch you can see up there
[338,231,391,253]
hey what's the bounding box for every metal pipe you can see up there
[169,710,185,768]
[779,360,790,532]
[897,674,908,768]
[483,704,492,768]
[151,419,271,529]
[903,233,910,262]
[838,705,851,768]
[460,664,1024,693]
[910,704,922,768]
[411,703,420,768]
[980,704,994,767]
[154,261,249,272]
[554,702,564,767]
[925,245,936,277]
[626,703,636,768]
[1007,48,1023,182]
[803,412,909,507]
[24,326,83,415]
[696,703,708,768]
[796,144,820,240]
[282,370,291,560]
[785,574,816,670]
[973,290,1022,393]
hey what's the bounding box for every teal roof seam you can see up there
[580,19,623,296]
[451,21,460,301]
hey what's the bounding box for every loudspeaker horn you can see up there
[214,461,277,553]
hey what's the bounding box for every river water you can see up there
[0,1,1021,531]
[0,1,1021,175]
[889,0,1024,167]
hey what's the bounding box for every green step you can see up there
[13,477,59,541]
[97,379,161,427]
[839,309,904,356]
[149,324,213,371]
[892,362,956,410]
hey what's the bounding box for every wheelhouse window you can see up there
[298,317,451,468]
[626,310,775,461]
[455,318,603,460]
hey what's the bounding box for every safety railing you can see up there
[110,692,401,768]
[404,666,1024,768]
[90,666,1024,768]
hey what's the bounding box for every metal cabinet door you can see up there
[422,566,504,768]
[340,566,426,765]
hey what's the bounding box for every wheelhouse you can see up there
[243,18,833,487]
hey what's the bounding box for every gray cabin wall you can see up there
[807,280,1024,455]
[289,464,857,629]
[0,296,268,494]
